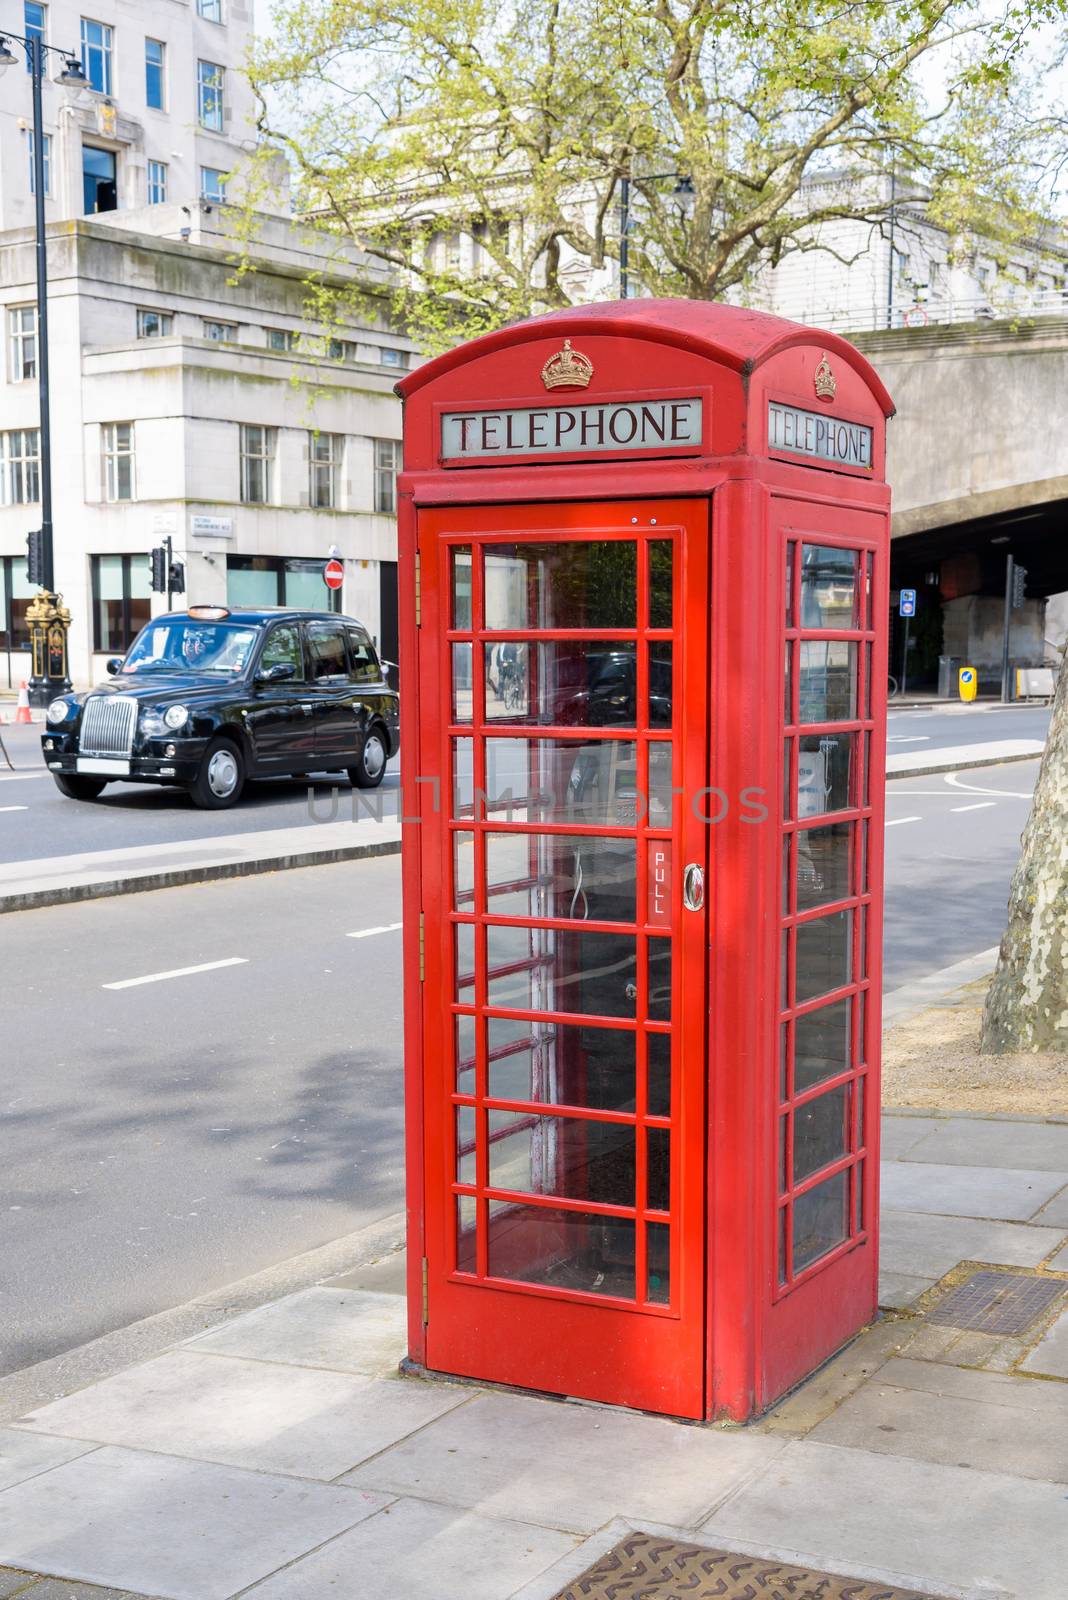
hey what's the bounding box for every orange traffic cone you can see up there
[15,681,32,724]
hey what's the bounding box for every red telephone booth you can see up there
[396,300,893,1422]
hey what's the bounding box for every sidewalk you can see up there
[0,1109,1064,1600]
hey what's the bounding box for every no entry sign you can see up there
[323,558,344,591]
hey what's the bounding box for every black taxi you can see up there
[41,606,400,809]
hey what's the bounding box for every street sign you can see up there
[959,666,978,703]
[323,558,344,591]
[899,588,916,617]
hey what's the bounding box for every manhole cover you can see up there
[552,1533,939,1599]
[927,1270,1065,1336]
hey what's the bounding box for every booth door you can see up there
[418,499,710,1418]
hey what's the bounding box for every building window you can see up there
[25,4,46,71]
[327,337,357,362]
[91,554,152,654]
[380,347,409,369]
[28,130,52,196]
[80,17,113,95]
[309,432,341,510]
[203,320,237,341]
[197,60,224,130]
[145,38,166,110]
[102,422,135,502]
[0,557,34,651]
[137,308,173,338]
[240,425,275,504]
[227,556,341,614]
[82,144,117,215]
[200,166,227,202]
[147,160,168,205]
[0,430,41,506]
[197,0,224,19]
[374,438,400,514]
[8,307,37,382]
[266,328,296,351]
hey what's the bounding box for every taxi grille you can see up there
[80,695,137,757]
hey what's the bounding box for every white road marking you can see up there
[943,772,1036,800]
[347,922,403,939]
[950,801,997,813]
[0,805,28,812]
[886,735,931,744]
[103,957,249,991]
[885,815,922,827]
[0,771,49,783]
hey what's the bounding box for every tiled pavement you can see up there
[0,1110,1065,1600]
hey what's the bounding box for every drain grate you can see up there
[552,1533,940,1600]
[927,1270,1065,1336]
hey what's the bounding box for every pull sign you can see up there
[647,840,672,928]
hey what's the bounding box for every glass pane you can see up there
[856,1074,866,1151]
[455,1013,476,1090]
[798,734,854,817]
[865,551,874,627]
[484,641,637,726]
[648,743,674,828]
[783,738,794,822]
[488,1111,635,1206]
[796,821,853,912]
[451,643,472,723]
[453,831,475,909]
[784,641,794,724]
[785,542,795,627]
[487,1019,636,1111]
[798,642,858,723]
[855,1155,865,1232]
[485,832,636,923]
[484,738,639,827]
[647,938,672,1023]
[454,923,476,996]
[226,561,278,608]
[456,1194,477,1273]
[456,1105,476,1184]
[452,737,474,818]
[647,1127,670,1212]
[795,911,852,1006]
[484,541,636,630]
[487,927,637,1017]
[451,547,472,629]
[795,999,851,1093]
[800,545,860,628]
[793,1170,848,1272]
[647,1031,670,1116]
[487,1202,635,1298]
[793,1085,848,1182]
[647,1221,670,1303]
[95,553,124,600]
[649,643,672,727]
[649,541,673,629]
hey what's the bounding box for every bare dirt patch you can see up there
[883,977,1068,1116]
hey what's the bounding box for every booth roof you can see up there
[396,297,895,416]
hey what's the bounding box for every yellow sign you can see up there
[958,666,978,702]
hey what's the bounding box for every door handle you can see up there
[683,863,705,912]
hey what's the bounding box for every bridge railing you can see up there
[782,289,1068,335]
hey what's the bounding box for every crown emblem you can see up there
[541,339,593,391]
[814,352,836,402]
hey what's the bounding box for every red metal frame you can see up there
[396,300,892,1422]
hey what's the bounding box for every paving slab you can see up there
[1029,1185,1068,1228]
[904,1117,1068,1172]
[0,1445,386,1600]
[878,1209,1065,1279]
[185,1287,405,1376]
[1047,1241,1068,1270]
[701,1438,1068,1600]
[14,1351,467,1481]
[342,1389,784,1535]
[878,1117,941,1160]
[242,1494,576,1600]
[0,1433,94,1495]
[809,1357,1068,1482]
[877,1271,935,1309]
[1019,1305,1068,1378]
[12,1580,154,1600]
[879,1161,1068,1221]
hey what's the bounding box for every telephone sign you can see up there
[899,588,916,617]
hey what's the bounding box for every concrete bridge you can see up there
[853,316,1068,689]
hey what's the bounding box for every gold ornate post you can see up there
[26,590,72,705]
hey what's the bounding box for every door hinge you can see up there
[414,550,421,626]
[418,912,425,981]
[421,1255,429,1325]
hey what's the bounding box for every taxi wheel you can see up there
[189,737,246,810]
[348,726,388,789]
[53,773,108,801]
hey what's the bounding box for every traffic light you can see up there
[1011,563,1028,609]
[26,528,45,587]
[168,560,186,595]
[150,546,168,593]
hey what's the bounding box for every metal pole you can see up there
[30,35,55,593]
[619,175,629,300]
[165,534,173,609]
[901,613,911,697]
[886,164,896,331]
[1001,553,1014,703]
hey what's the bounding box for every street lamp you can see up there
[0,30,87,701]
[619,171,695,299]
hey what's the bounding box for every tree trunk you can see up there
[981,647,1068,1053]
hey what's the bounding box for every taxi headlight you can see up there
[164,704,190,730]
[46,699,71,724]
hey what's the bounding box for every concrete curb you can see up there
[886,749,1042,781]
[882,945,1000,1027]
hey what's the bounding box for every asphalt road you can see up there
[885,701,1050,750]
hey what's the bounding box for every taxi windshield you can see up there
[123,620,259,675]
